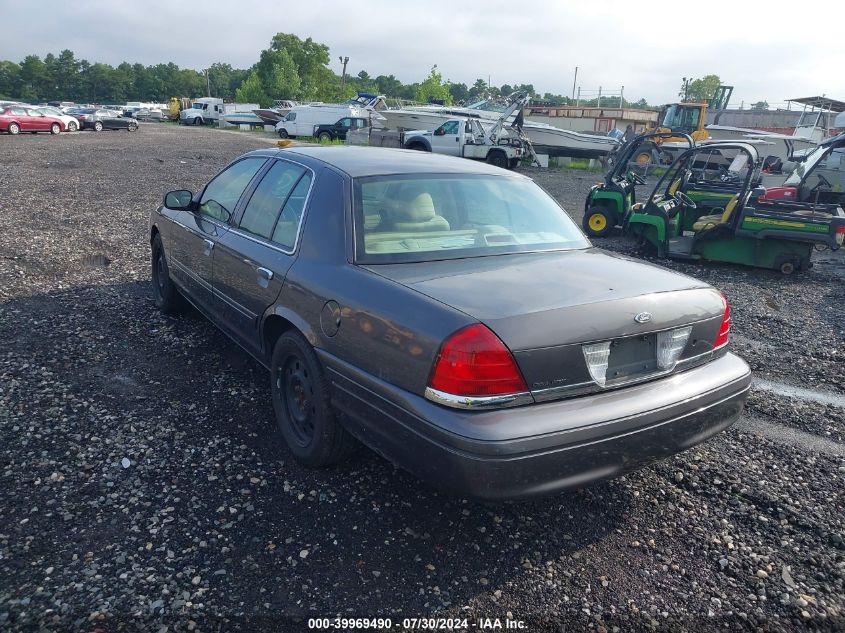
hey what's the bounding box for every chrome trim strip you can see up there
[424,387,535,410]
[530,349,716,403]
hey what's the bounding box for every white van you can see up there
[275,104,368,138]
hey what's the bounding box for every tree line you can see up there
[1,33,661,109]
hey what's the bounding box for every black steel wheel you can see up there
[277,128,289,139]
[486,150,508,169]
[151,234,183,313]
[271,331,356,467]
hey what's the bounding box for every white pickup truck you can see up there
[403,117,524,169]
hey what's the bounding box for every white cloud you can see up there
[4,0,844,106]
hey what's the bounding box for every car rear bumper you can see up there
[321,351,751,501]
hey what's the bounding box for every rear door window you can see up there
[271,172,312,249]
[239,160,306,241]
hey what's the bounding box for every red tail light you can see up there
[713,294,731,350]
[835,224,845,247]
[428,324,528,397]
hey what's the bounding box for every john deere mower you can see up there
[583,132,693,237]
[625,141,845,273]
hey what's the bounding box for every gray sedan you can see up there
[150,147,750,500]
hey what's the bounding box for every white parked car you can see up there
[34,106,81,132]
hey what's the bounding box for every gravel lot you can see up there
[1,124,843,632]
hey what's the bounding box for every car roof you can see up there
[248,145,528,178]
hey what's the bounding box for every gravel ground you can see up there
[1,125,844,632]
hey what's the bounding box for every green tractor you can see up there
[625,141,845,273]
[583,132,693,237]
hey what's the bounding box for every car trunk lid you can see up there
[364,249,725,395]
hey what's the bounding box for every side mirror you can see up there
[164,190,194,210]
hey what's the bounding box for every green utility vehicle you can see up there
[583,132,693,237]
[625,142,845,273]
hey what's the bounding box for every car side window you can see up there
[239,160,306,240]
[271,172,312,249]
[199,158,266,222]
[339,118,351,127]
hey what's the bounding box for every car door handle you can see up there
[203,239,214,256]
[256,267,273,281]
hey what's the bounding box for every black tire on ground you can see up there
[406,142,428,152]
[271,331,356,467]
[277,128,289,139]
[8,122,20,135]
[582,206,615,237]
[193,117,202,126]
[50,123,61,135]
[151,234,183,314]
[509,157,520,169]
[68,121,78,132]
[486,150,508,169]
[128,122,138,132]
[779,261,795,275]
[318,131,332,142]
[94,121,103,132]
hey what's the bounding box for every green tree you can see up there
[415,65,451,104]
[235,71,270,106]
[468,78,487,100]
[55,50,81,100]
[269,32,333,100]
[375,74,402,97]
[0,60,21,98]
[254,48,301,100]
[18,55,48,101]
[683,74,721,102]
[449,82,469,103]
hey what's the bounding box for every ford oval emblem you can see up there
[634,312,652,324]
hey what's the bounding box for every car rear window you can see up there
[352,174,589,263]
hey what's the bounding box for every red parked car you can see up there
[0,106,66,135]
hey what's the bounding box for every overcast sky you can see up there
[3,0,843,107]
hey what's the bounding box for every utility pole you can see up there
[572,66,578,100]
[339,56,349,93]
[620,85,624,107]
[205,68,211,97]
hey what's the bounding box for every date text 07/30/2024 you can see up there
[307,617,527,630]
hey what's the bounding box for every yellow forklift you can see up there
[633,86,733,165]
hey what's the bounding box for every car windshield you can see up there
[353,174,589,263]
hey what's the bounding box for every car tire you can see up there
[406,142,428,152]
[8,122,20,135]
[128,122,138,132]
[277,128,289,139]
[193,117,202,126]
[318,131,332,142]
[50,123,61,135]
[486,150,508,169]
[583,207,615,237]
[94,121,103,132]
[68,121,78,132]
[151,234,183,314]
[271,331,356,467]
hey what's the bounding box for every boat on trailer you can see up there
[380,97,620,159]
